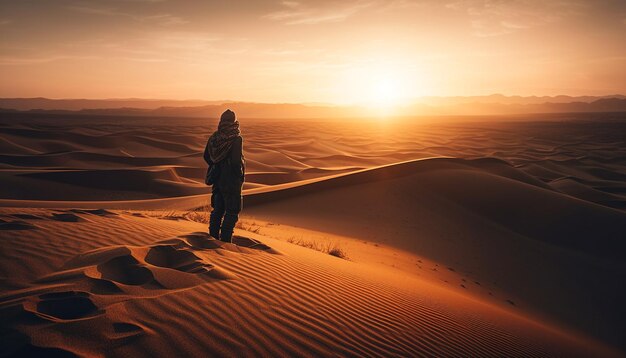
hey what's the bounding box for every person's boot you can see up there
[209,213,222,240]
[209,228,220,240]
[220,212,238,243]
[220,229,233,243]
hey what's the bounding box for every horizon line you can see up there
[2,93,626,106]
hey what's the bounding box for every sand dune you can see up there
[1,113,625,356]
[1,113,625,210]
[244,157,626,349]
[0,208,620,357]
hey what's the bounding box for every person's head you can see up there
[220,109,236,123]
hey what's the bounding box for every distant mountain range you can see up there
[406,97,626,116]
[413,94,626,106]
[0,98,234,111]
[1,95,625,118]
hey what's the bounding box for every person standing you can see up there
[203,109,245,242]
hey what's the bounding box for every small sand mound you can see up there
[145,245,212,274]
[10,213,45,220]
[180,233,223,249]
[64,245,132,269]
[70,208,119,217]
[0,220,38,230]
[233,235,277,253]
[110,322,145,340]
[97,255,155,286]
[50,213,85,222]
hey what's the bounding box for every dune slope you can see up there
[0,208,619,357]
[243,157,626,351]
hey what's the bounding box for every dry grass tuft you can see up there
[287,236,348,260]
[140,210,186,221]
[183,204,211,224]
[327,244,348,259]
[130,202,212,224]
[236,220,262,234]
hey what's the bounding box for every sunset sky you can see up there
[1,0,625,105]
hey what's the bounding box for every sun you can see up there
[371,78,401,108]
[363,74,410,117]
[336,61,416,114]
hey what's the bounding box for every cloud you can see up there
[68,4,188,26]
[141,14,188,26]
[263,0,378,25]
[446,0,587,36]
[105,32,247,64]
[0,55,98,65]
[0,29,236,66]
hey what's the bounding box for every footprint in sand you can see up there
[3,232,276,356]
[11,290,144,356]
[31,291,102,320]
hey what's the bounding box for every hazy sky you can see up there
[1,0,625,104]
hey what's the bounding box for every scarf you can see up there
[208,119,240,163]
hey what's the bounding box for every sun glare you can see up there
[371,78,401,108]
[337,62,412,115]
[334,57,431,116]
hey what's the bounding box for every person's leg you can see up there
[209,186,225,239]
[219,191,242,243]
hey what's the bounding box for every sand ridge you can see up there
[1,114,625,210]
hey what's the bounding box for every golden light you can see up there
[334,58,421,116]
[370,77,402,109]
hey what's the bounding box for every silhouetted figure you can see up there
[203,109,245,242]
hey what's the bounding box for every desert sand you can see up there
[1,112,625,357]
